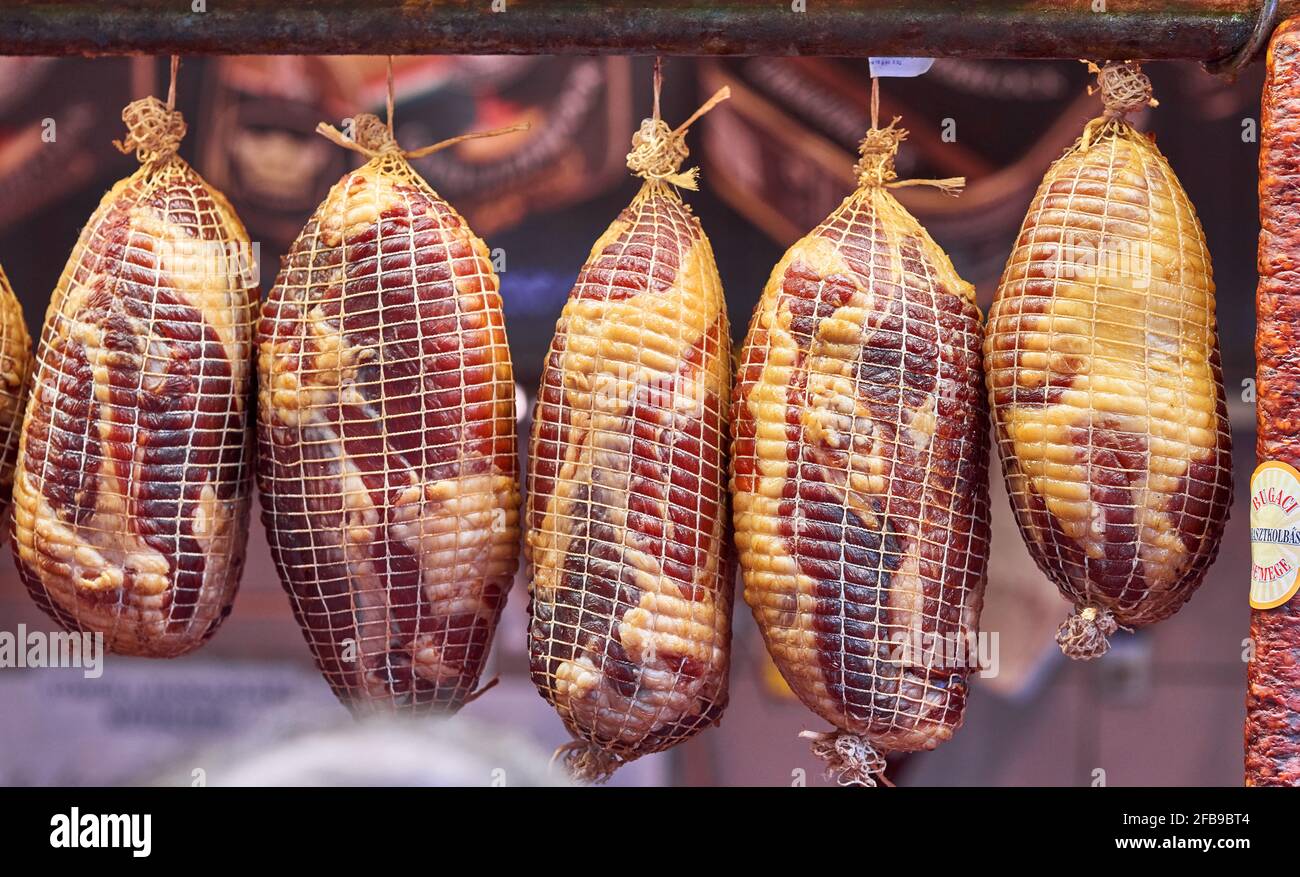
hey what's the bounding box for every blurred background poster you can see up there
[0,56,1255,786]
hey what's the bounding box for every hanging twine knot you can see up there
[624,85,729,192]
[627,116,699,190]
[855,119,906,187]
[351,113,402,155]
[317,111,530,162]
[800,730,895,787]
[1087,60,1159,119]
[1076,61,1159,150]
[113,96,186,164]
[1056,605,1124,660]
[855,117,964,197]
[551,740,621,785]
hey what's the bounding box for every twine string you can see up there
[316,55,530,161]
[871,75,880,130]
[550,740,622,785]
[386,54,395,137]
[317,114,530,161]
[1056,605,1131,660]
[166,55,178,109]
[653,56,662,124]
[857,76,964,196]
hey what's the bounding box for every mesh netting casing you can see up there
[985,117,1233,639]
[731,178,990,756]
[257,149,520,714]
[0,264,32,510]
[526,180,734,774]
[12,155,256,658]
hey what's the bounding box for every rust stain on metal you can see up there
[0,1,1288,59]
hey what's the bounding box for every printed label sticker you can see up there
[1251,461,1300,610]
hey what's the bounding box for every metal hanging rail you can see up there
[0,0,1287,61]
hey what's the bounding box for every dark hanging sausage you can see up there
[1248,18,1300,787]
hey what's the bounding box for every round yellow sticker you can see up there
[1251,461,1300,610]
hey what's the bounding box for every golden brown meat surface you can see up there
[985,63,1232,659]
[0,264,32,510]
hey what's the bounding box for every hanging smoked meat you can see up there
[12,95,256,657]
[985,62,1232,660]
[1249,19,1300,787]
[0,264,31,511]
[257,114,522,714]
[527,86,734,782]
[731,91,989,787]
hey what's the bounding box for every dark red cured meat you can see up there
[731,135,990,783]
[257,142,519,715]
[13,148,254,658]
[526,179,733,780]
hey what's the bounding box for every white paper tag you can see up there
[869,57,935,78]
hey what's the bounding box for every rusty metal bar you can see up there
[0,1,1290,60]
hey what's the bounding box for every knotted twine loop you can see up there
[627,117,697,189]
[1080,60,1159,149]
[800,730,895,788]
[855,121,906,187]
[1056,605,1128,660]
[857,78,964,196]
[1091,60,1158,118]
[625,83,730,192]
[351,113,402,155]
[316,112,530,162]
[113,96,187,165]
[114,56,185,166]
[550,740,623,785]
